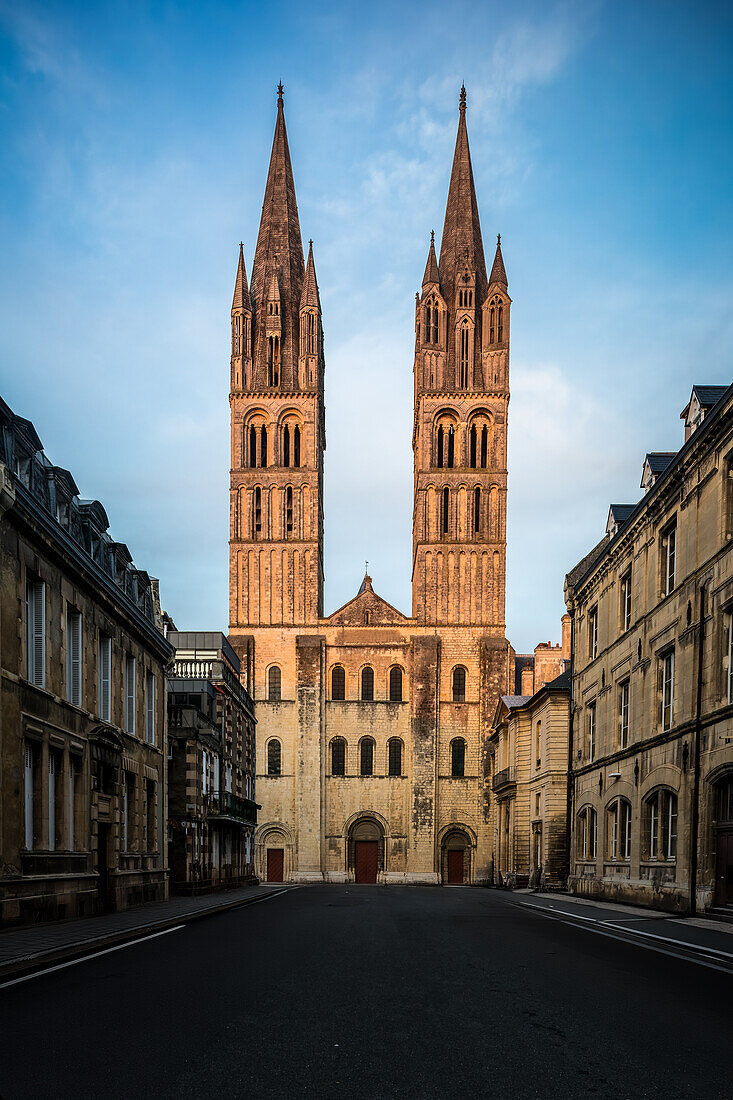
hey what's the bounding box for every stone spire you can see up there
[438,84,487,302]
[232,242,251,310]
[489,233,508,288]
[251,84,305,390]
[422,230,440,289]
[300,239,321,310]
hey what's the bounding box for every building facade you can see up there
[228,87,513,884]
[565,384,733,914]
[0,397,171,926]
[167,632,257,892]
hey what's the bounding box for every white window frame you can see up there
[26,578,45,688]
[588,607,598,660]
[619,680,630,748]
[621,569,632,632]
[66,606,82,707]
[99,634,112,722]
[588,703,596,761]
[124,654,136,735]
[145,671,155,745]
[662,650,674,731]
[662,522,676,596]
[727,612,733,705]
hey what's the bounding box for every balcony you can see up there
[206,792,258,827]
[492,766,516,793]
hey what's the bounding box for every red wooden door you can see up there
[447,849,464,884]
[355,841,378,883]
[715,831,733,906]
[267,848,284,883]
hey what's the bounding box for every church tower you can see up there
[412,86,510,627]
[229,85,325,633]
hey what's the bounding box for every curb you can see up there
[0,887,287,984]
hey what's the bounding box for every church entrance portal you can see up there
[348,817,384,883]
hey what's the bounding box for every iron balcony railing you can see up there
[492,766,516,792]
[206,791,258,826]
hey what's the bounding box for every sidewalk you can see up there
[0,883,288,982]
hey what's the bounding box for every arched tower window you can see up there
[441,487,450,535]
[253,487,262,535]
[249,425,257,468]
[331,665,346,700]
[436,419,456,469]
[498,304,503,342]
[331,738,346,776]
[285,487,293,536]
[489,306,495,344]
[451,738,466,777]
[360,738,374,777]
[459,323,470,389]
[452,666,466,703]
[294,426,301,468]
[474,487,481,533]
[267,335,280,386]
[268,665,281,701]
[283,425,290,467]
[480,426,488,469]
[260,426,268,468]
[389,666,403,703]
[470,425,477,469]
[361,666,374,701]
[437,426,444,468]
[267,739,281,775]
[447,425,455,468]
[388,738,402,777]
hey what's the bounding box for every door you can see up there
[447,849,464,884]
[715,831,733,907]
[267,847,284,883]
[96,823,111,911]
[354,841,378,883]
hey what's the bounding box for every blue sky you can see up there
[0,0,731,650]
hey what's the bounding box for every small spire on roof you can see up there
[277,81,284,104]
[489,233,508,288]
[422,230,440,289]
[459,84,466,113]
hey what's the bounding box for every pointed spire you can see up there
[251,84,305,387]
[232,242,251,311]
[438,84,487,297]
[489,233,507,288]
[300,239,321,310]
[422,229,440,289]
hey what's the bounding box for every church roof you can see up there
[251,84,305,389]
[438,86,487,306]
[324,572,411,626]
[300,240,321,310]
[231,242,251,311]
[489,235,507,288]
[422,230,440,289]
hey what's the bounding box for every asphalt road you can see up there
[0,886,730,1099]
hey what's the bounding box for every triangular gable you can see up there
[323,576,411,626]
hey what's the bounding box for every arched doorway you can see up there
[256,823,292,884]
[348,817,384,883]
[441,828,472,885]
[714,774,733,908]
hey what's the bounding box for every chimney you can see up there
[562,613,571,660]
[521,667,534,696]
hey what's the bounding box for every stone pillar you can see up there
[408,635,440,883]
[478,635,511,882]
[294,634,325,881]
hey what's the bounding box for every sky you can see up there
[0,0,731,651]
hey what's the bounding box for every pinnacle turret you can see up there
[232,242,251,311]
[422,230,440,289]
[300,240,321,310]
[489,234,508,288]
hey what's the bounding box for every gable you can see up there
[323,582,411,627]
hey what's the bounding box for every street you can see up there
[1,886,730,1099]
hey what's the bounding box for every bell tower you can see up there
[229,86,325,633]
[412,86,510,628]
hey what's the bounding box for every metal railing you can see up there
[206,791,257,826]
[492,766,516,792]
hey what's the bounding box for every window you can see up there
[587,702,596,761]
[727,613,733,705]
[68,758,77,850]
[441,487,449,535]
[452,666,466,703]
[267,335,279,386]
[254,487,262,534]
[535,721,542,767]
[331,665,346,700]
[260,425,268,467]
[661,650,674,731]
[480,426,488,468]
[124,654,136,735]
[644,790,677,861]
[294,426,301,468]
[283,425,290,467]
[577,806,597,861]
[66,607,82,706]
[437,423,455,468]
[124,773,135,851]
[98,634,112,721]
[620,569,632,632]
[608,798,632,860]
[267,739,282,776]
[618,679,630,748]
[470,425,477,468]
[285,486,293,535]
[268,665,282,702]
[360,738,374,777]
[249,425,257,468]
[450,738,465,778]
[473,487,481,533]
[389,666,403,703]
[498,304,503,341]
[24,744,36,849]
[459,323,470,388]
[331,738,346,776]
[588,607,598,660]
[26,578,45,687]
[361,666,374,701]
[661,521,676,595]
[146,671,156,744]
[146,779,156,852]
[388,738,402,777]
[48,750,59,852]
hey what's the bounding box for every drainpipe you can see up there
[564,607,575,888]
[689,582,706,916]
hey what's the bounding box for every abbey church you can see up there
[228,86,518,884]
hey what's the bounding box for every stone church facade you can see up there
[228,86,513,884]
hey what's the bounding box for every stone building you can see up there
[228,86,514,884]
[0,396,171,926]
[565,383,733,914]
[489,638,571,889]
[167,632,257,891]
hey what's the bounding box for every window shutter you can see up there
[100,636,111,722]
[146,673,155,744]
[27,581,45,687]
[68,611,82,706]
[24,745,34,849]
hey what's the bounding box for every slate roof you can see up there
[565,535,608,591]
[645,452,677,475]
[687,385,727,413]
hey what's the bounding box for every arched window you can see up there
[388,738,402,777]
[283,425,290,467]
[294,426,301,467]
[480,426,488,469]
[267,739,281,776]
[576,806,597,861]
[437,426,444,468]
[361,666,374,701]
[459,324,470,388]
[268,665,281,702]
[451,737,466,777]
[360,738,374,777]
[447,425,455,468]
[260,425,268,467]
[253,487,262,535]
[389,666,403,703]
[498,304,503,342]
[489,306,495,344]
[424,303,432,343]
[607,798,632,860]
[441,487,449,535]
[452,666,466,703]
[249,425,257,468]
[285,487,293,536]
[331,738,346,777]
[470,425,477,468]
[474,487,481,534]
[331,664,346,700]
[643,790,677,861]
